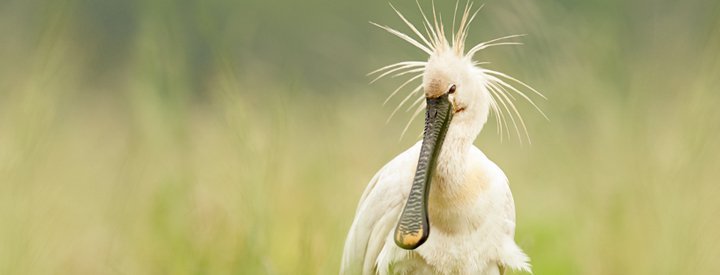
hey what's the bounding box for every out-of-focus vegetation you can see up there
[1,0,719,274]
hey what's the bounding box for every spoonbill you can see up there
[341,2,545,274]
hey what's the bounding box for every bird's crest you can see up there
[370,1,547,143]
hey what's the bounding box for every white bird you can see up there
[341,2,545,275]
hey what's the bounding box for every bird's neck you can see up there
[432,121,478,197]
[433,109,486,185]
[429,106,488,208]
[426,90,491,234]
[428,124,481,234]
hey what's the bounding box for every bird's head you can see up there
[370,2,546,250]
[423,50,489,130]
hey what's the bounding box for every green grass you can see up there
[1,0,720,274]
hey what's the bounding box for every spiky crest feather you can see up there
[369,1,546,143]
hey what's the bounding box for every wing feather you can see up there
[341,144,420,274]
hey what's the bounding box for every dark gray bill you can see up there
[393,93,453,250]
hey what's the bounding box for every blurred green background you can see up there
[1,0,720,274]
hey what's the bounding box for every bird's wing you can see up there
[470,146,530,273]
[341,145,419,275]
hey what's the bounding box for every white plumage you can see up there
[341,2,542,274]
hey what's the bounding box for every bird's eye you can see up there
[448,85,457,94]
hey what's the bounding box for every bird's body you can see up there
[342,142,530,274]
[341,3,542,274]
